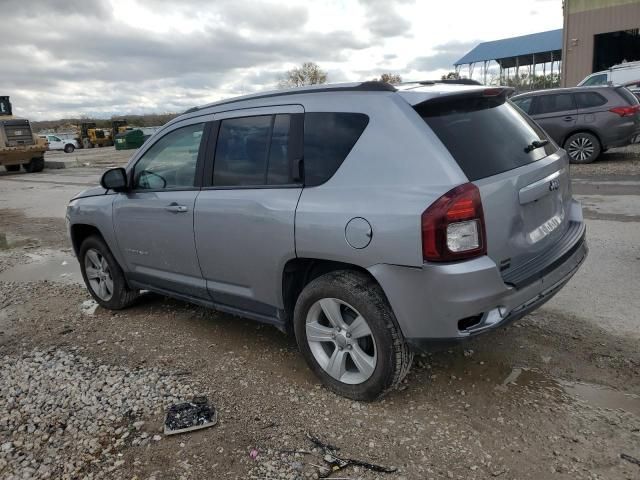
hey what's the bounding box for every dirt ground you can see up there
[0,146,639,479]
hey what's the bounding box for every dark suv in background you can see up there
[512,86,640,163]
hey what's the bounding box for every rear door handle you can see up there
[165,203,188,213]
[563,116,575,122]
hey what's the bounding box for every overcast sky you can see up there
[2,0,562,120]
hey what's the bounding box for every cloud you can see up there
[359,0,413,38]
[0,1,369,118]
[407,40,480,71]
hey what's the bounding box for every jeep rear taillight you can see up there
[421,183,487,262]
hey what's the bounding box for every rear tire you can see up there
[64,144,75,153]
[79,235,139,310]
[5,164,21,172]
[564,132,600,164]
[293,270,413,401]
[23,157,44,173]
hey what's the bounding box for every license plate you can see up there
[14,130,23,136]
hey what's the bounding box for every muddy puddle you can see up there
[561,380,640,417]
[499,367,640,417]
[0,249,81,284]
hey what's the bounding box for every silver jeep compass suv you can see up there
[67,81,587,400]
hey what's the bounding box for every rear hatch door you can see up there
[415,90,575,279]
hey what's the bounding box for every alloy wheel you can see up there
[567,136,595,162]
[84,248,114,301]
[305,298,377,385]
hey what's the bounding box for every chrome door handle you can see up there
[165,204,188,213]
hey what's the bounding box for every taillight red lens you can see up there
[421,183,487,262]
[609,105,640,117]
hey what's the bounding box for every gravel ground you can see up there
[0,348,195,479]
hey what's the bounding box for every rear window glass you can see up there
[304,113,369,186]
[534,93,576,114]
[616,87,640,105]
[418,96,555,181]
[575,92,607,109]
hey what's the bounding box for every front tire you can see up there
[565,132,600,164]
[293,270,413,401]
[64,144,75,153]
[79,235,138,310]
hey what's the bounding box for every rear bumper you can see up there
[602,121,640,149]
[368,223,587,346]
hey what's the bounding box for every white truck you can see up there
[578,60,640,86]
[39,134,79,153]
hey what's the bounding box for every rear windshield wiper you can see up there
[524,139,549,153]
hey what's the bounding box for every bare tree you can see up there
[441,71,461,80]
[279,62,328,88]
[373,73,402,85]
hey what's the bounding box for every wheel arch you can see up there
[70,223,104,257]
[561,129,603,150]
[281,257,385,332]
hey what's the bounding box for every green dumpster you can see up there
[114,129,145,150]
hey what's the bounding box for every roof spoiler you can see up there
[412,87,516,109]
[401,79,483,86]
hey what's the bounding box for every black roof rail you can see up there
[184,81,397,114]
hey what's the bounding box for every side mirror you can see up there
[100,167,128,192]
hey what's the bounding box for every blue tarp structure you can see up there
[453,29,563,84]
[455,29,562,68]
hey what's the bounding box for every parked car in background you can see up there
[578,60,640,86]
[39,134,79,153]
[624,80,640,100]
[511,86,640,163]
[67,81,587,400]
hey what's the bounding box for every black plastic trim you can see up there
[502,221,586,289]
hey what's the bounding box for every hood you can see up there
[71,186,108,201]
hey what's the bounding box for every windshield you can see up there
[417,95,556,181]
[580,73,607,86]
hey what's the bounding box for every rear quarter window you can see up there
[418,95,556,182]
[575,92,608,109]
[303,112,369,186]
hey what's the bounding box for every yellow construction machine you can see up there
[0,96,47,173]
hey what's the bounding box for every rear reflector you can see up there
[422,183,487,262]
[609,105,640,117]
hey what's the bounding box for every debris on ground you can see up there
[80,299,98,315]
[164,395,217,435]
[621,453,640,467]
[306,433,397,477]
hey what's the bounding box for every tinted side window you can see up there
[267,115,291,185]
[214,116,271,186]
[534,94,576,115]
[213,114,293,187]
[133,123,204,190]
[303,113,369,186]
[512,97,533,114]
[574,92,607,109]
